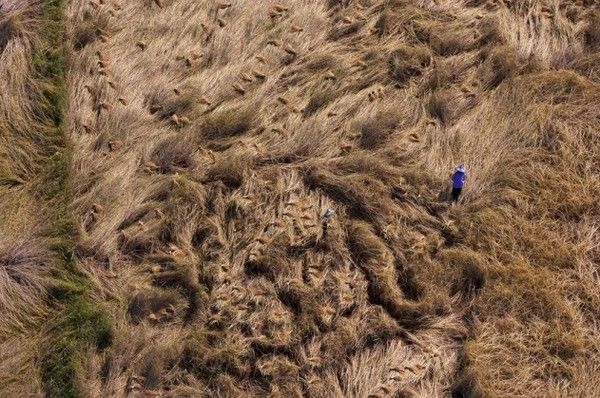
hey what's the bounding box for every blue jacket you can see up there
[452,170,466,189]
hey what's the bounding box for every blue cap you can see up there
[324,208,334,218]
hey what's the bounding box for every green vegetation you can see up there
[0,1,111,396]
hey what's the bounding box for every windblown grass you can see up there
[62,0,599,396]
[1,0,598,396]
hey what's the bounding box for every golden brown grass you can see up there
[63,0,599,396]
[0,0,598,396]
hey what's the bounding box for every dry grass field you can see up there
[1,0,599,397]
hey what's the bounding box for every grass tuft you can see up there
[438,248,487,296]
[202,107,256,140]
[388,45,431,84]
[304,89,337,117]
[41,298,112,397]
[358,110,401,149]
[582,11,600,51]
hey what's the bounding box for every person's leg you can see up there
[451,188,462,202]
[321,219,329,238]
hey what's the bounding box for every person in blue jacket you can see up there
[451,164,467,202]
[321,208,334,237]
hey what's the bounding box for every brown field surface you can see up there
[1,0,599,397]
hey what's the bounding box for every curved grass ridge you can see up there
[60,0,599,396]
[0,1,111,396]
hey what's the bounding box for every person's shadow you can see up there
[437,187,452,203]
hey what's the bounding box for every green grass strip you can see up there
[32,1,112,397]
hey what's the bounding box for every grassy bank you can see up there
[0,1,110,396]
[35,1,112,397]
